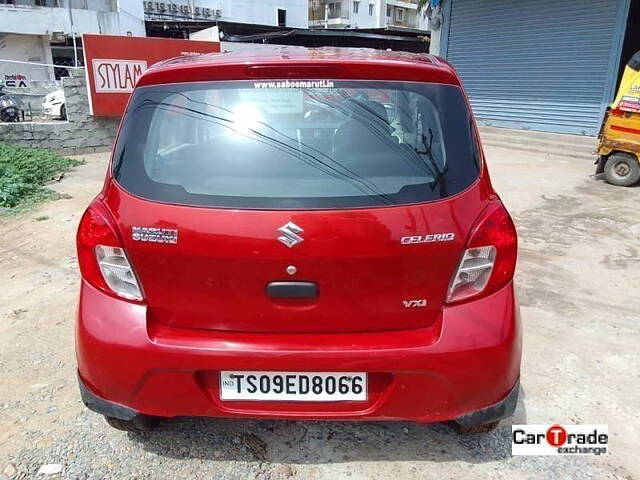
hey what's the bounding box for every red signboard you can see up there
[82,34,220,116]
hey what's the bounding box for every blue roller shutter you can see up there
[443,0,629,136]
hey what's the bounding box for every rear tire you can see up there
[0,109,15,122]
[604,153,640,186]
[456,421,500,434]
[104,415,160,432]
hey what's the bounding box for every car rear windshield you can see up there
[112,79,480,209]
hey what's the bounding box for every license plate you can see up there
[220,371,367,402]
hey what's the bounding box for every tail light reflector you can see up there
[77,201,143,301]
[447,201,517,304]
[95,246,142,300]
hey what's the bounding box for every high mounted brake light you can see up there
[77,201,143,301]
[446,201,517,304]
[245,65,344,79]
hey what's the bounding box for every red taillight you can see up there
[446,201,517,304]
[76,201,143,301]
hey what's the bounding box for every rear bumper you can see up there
[79,372,520,427]
[76,280,521,423]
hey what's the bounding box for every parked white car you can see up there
[42,90,66,120]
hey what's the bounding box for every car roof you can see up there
[136,46,461,88]
[155,46,444,68]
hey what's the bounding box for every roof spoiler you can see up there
[222,29,428,45]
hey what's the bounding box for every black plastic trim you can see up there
[78,374,139,421]
[266,281,318,298]
[454,380,520,427]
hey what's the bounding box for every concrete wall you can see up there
[219,0,308,27]
[116,0,146,36]
[350,1,380,28]
[427,4,443,56]
[0,34,54,87]
[0,69,119,155]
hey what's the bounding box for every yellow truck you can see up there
[597,51,640,186]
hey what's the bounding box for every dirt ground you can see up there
[0,145,638,479]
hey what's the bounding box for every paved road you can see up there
[0,144,638,479]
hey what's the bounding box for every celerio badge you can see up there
[278,221,304,248]
[401,233,455,245]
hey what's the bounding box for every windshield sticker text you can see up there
[253,80,335,89]
[239,89,303,113]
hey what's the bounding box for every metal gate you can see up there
[443,0,629,136]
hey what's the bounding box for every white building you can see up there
[308,0,427,30]
[0,0,145,85]
[143,0,308,29]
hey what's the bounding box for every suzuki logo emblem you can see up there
[277,221,304,248]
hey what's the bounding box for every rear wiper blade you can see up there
[416,129,448,193]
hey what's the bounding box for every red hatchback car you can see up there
[76,47,521,434]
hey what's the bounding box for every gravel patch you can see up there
[2,410,631,479]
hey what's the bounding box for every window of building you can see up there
[51,38,84,80]
[386,5,392,17]
[329,2,341,17]
[396,7,404,21]
[277,8,286,26]
[353,1,359,14]
[368,3,374,15]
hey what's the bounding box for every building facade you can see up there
[0,0,146,85]
[308,0,427,30]
[0,0,308,88]
[143,0,308,29]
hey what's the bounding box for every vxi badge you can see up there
[400,233,455,245]
[402,299,427,308]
